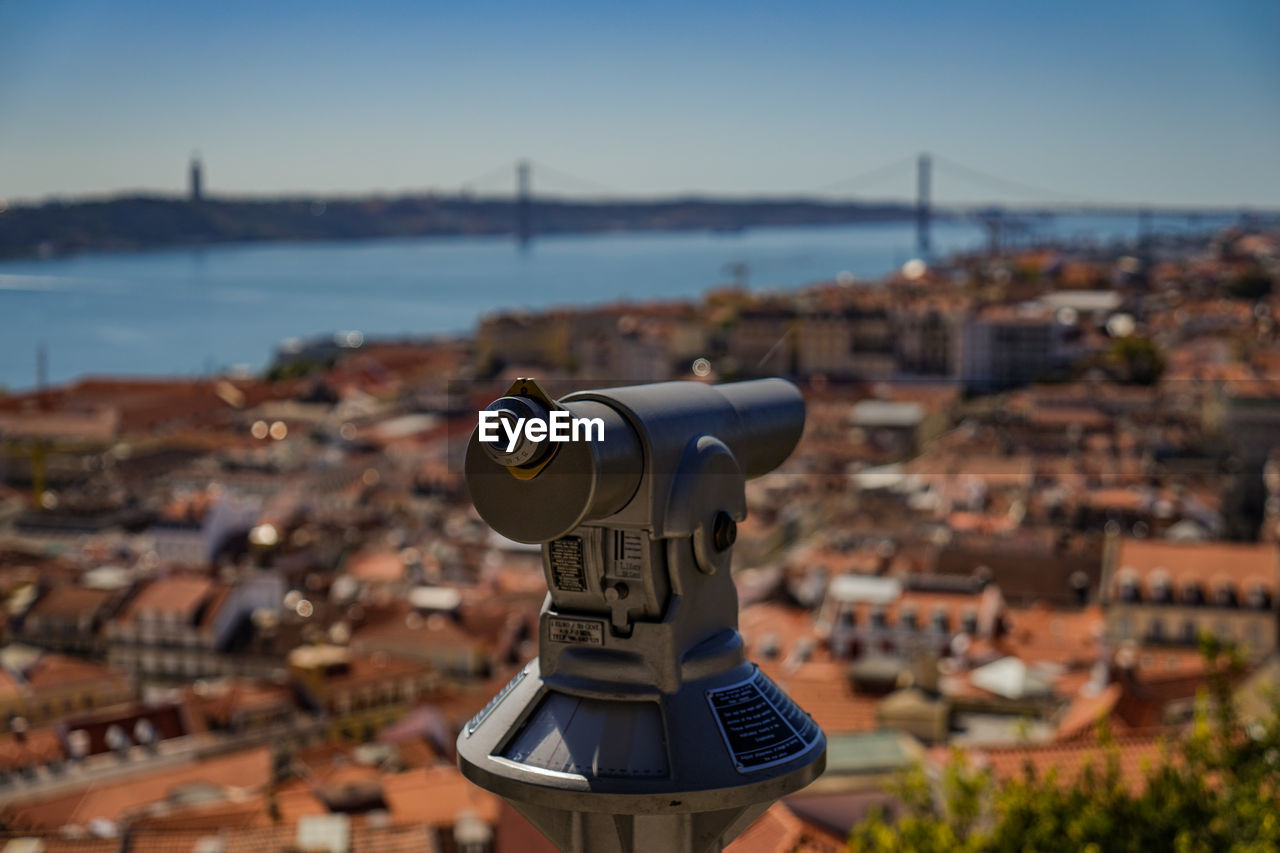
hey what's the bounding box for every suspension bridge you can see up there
[456,154,1271,254]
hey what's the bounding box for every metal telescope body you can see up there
[458,379,826,853]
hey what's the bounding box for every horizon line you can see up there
[6,187,1277,217]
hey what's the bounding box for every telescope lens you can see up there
[479,395,553,468]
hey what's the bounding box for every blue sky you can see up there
[1,0,1277,206]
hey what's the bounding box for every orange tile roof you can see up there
[380,766,500,827]
[0,376,291,436]
[1087,488,1146,512]
[350,824,438,853]
[1028,407,1111,429]
[1054,683,1124,741]
[27,586,114,619]
[727,800,846,853]
[786,544,883,577]
[308,762,381,791]
[740,602,822,661]
[0,726,65,771]
[128,794,274,832]
[906,453,1033,488]
[0,669,25,701]
[126,826,295,853]
[494,799,559,853]
[117,576,216,624]
[320,653,433,692]
[1111,539,1278,595]
[186,680,294,726]
[27,838,119,853]
[997,604,1104,668]
[270,780,329,824]
[755,660,880,736]
[351,602,486,654]
[949,733,1170,793]
[346,550,406,584]
[946,511,1016,535]
[390,738,443,769]
[3,747,272,831]
[726,801,802,853]
[22,653,131,692]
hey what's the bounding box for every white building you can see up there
[955,307,1068,390]
[149,488,261,566]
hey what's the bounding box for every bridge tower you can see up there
[189,153,203,202]
[516,159,532,246]
[916,153,932,258]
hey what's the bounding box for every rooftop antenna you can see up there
[36,343,47,391]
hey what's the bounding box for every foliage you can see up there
[1106,335,1165,385]
[849,640,1280,853]
[264,356,334,382]
[1225,268,1273,300]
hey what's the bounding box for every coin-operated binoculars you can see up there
[458,379,825,853]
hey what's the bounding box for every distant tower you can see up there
[916,152,931,258]
[1138,206,1153,264]
[516,159,532,246]
[189,154,203,202]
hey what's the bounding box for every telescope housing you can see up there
[457,379,825,853]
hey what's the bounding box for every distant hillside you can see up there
[0,194,918,259]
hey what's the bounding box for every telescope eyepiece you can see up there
[479,395,553,468]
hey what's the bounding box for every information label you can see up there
[548,616,605,646]
[549,536,587,592]
[706,668,821,772]
[613,531,645,581]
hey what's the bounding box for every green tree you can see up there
[849,641,1280,853]
[1225,268,1273,300]
[1107,335,1165,385]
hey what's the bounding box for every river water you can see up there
[0,213,1231,389]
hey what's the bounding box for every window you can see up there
[1118,577,1141,603]
[1246,585,1273,611]
[1148,618,1166,642]
[1149,577,1173,605]
[1180,620,1198,645]
[932,610,950,634]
